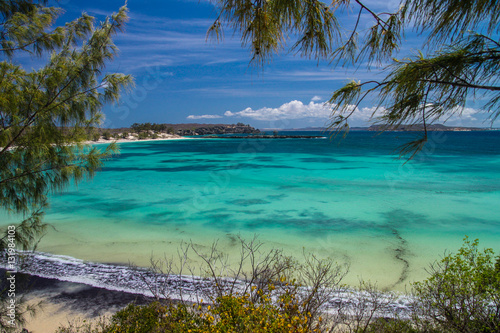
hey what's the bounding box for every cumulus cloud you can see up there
[311,96,323,102]
[436,106,493,127]
[351,106,388,122]
[224,100,388,123]
[187,114,223,119]
[224,100,332,121]
[443,107,479,123]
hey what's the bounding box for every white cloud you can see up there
[444,107,479,122]
[274,68,386,82]
[224,100,333,121]
[311,96,323,102]
[438,106,493,127]
[188,101,489,128]
[224,100,387,124]
[187,114,223,119]
[351,106,387,122]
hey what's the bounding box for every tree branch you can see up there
[354,0,390,30]
[420,79,500,91]
[0,32,52,54]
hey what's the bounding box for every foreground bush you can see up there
[105,302,204,333]
[412,237,500,333]
[58,282,321,333]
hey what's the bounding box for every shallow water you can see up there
[2,131,500,291]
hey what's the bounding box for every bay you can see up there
[2,131,499,291]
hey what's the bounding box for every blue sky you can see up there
[43,0,495,129]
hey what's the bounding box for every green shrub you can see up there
[137,132,150,140]
[103,302,208,333]
[59,282,321,333]
[412,237,500,332]
[91,132,101,141]
[208,283,318,333]
[102,131,112,140]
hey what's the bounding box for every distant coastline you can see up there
[202,134,326,139]
[86,122,260,143]
[85,122,497,144]
[274,124,497,132]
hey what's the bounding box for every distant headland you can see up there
[86,123,496,143]
[87,123,260,142]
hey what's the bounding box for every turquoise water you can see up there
[2,131,500,290]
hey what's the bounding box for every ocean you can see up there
[1,131,499,292]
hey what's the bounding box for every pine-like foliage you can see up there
[0,1,133,251]
[0,2,132,330]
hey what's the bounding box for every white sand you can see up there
[84,133,192,145]
[24,297,107,333]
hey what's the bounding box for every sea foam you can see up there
[0,251,415,317]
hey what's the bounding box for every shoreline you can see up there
[1,251,415,330]
[83,134,331,144]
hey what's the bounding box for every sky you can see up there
[32,0,496,129]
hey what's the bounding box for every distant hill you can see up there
[276,127,328,132]
[277,124,491,132]
[95,123,259,135]
[365,124,489,131]
[165,123,260,135]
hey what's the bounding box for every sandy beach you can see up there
[84,133,190,145]
[2,270,153,333]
